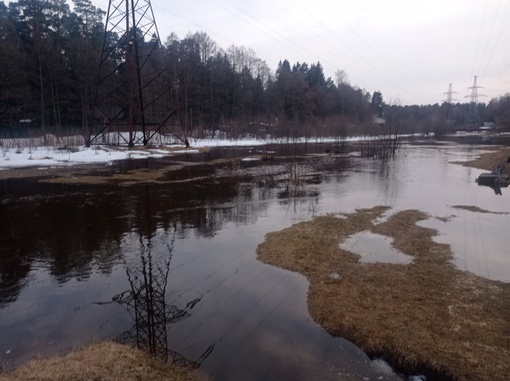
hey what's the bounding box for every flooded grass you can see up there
[40,164,191,185]
[0,341,198,381]
[457,146,510,189]
[256,206,510,381]
[2,142,510,380]
[459,146,510,172]
[451,205,509,214]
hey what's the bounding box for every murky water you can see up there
[1,140,509,380]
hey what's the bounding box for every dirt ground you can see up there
[0,341,198,381]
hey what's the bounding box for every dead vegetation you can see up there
[0,341,198,381]
[458,146,510,188]
[458,147,510,172]
[256,206,510,381]
[451,205,509,215]
[42,165,186,185]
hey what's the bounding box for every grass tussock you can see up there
[256,207,510,381]
[0,341,197,381]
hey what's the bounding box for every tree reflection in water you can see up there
[112,226,213,368]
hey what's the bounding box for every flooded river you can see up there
[0,140,508,380]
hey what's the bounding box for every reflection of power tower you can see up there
[464,76,486,127]
[88,0,177,147]
[114,232,213,367]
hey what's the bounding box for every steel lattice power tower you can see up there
[443,83,458,104]
[442,83,458,121]
[465,76,486,127]
[87,0,177,147]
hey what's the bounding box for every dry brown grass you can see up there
[257,207,510,381]
[451,205,509,215]
[0,342,198,381]
[459,147,510,172]
[0,164,189,185]
[43,165,185,185]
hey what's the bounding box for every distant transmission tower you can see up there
[87,0,180,147]
[464,76,486,127]
[466,76,484,104]
[443,83,458,104]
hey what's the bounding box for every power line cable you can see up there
[233,1,426,102]
[471,0,489,77]
[227,0,377,89]
[288,0,429,103]
[480,0,510,83]
[487,63,510,93]
[218,0,368,85]
[145,1,291,77]
[476,0,502,77]
[216,277,301,372]
[290,0,433,103]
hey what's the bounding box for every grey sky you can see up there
[91,0,510,105]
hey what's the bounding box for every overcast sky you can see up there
[90,0,510,105]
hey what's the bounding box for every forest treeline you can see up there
[1,0,509,140]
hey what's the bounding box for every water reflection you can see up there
[0,175,273,309]
[483,183,503,195]
[113,228,213,367]
[0,183,126,307]
[1,141,509,379]
[340,231,413,264]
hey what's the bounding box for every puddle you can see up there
[340,231,413,264]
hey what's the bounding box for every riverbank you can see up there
[0,341,198,381]
[256,206,510,380]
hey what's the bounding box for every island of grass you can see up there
[257,206,510,381]
[0,341,199,381]
[460,146,510,173]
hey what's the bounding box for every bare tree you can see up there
[335,69,349,86]
[192,31,217,65]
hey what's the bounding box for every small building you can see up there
[372,115,386,126]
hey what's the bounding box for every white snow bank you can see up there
[0,146,160,169]
[0,135,356,170]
